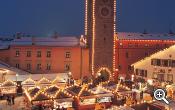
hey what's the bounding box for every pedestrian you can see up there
[7,96,10,105]
[12,95,15,105]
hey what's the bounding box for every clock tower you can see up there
[85,0,116,79]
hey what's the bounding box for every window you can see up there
[167,74,173,82]
[162,59,168,67]
[135,69,147,77]
[172,60,175,67]
[135,43,138,47]
[65,64,70,71]
[27,51,31,57]
[37,51,41,57]
[37,63,41,70]
[46,63,51,70]
[15,50,20,57]
[27,63,31,70]
[46,51,51,58]
[65,52,71,58]
[126,52,129,58]
[16,63,20,68]
[157,59,161,66]
[145,44,149,47]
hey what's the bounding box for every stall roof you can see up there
[28,87,40,98]
[0,80,16,88]
[90,85,111,95]
[22,77,36,86]
[37,77,52,85]
[32,93,50,101]
[54,91,71,99]
[66,85,82,96]
[44,85,60,97]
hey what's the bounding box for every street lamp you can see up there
[16,73,19,83]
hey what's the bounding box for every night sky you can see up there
[0,0,175,36]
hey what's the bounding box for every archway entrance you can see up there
[96,67,111,82]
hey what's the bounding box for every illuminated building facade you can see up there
[0,36,89,79]
[132,45,175,83]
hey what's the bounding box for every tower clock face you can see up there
[100,6,111,18]
[101,7,109,16]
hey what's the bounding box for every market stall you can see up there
[37,77,52,88]
[22,77,36,90]
[0,80,17,95]
[66,85,97,110]
[53,89,73,109]
[52,76,67,87]
[89,85,113,105]
[101,81,135,106]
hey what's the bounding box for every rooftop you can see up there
[117,32,175,40]
[0,35,86,49]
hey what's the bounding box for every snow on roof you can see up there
[117,32,175,40]
[11,36,80,47]
[131,44,175,66]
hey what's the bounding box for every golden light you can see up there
[92,0,96,75]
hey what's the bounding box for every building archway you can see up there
[96,67,111,82]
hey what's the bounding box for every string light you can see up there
[85,0,88,36]
[92,0,96,75]
[113,0,117,79]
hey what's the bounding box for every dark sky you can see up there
[0,0,175,36]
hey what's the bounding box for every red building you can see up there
[115,32,175,78]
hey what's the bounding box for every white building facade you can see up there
[132,45,175,84]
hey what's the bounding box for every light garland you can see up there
[96,67,112,79]
[113,0,117,79]
[92,0,96,75]
[85,0,88,36]
[0,80,17,87]
[22,77,36,86]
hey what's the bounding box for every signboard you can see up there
[80,98,96,105]
[54,101,72,108]
[97,97,112,103]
